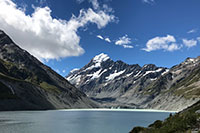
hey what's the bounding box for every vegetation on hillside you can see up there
[130,101,200,133]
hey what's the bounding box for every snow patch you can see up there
[87,69,107,80]
[66,74,81,85]
[85,63,100,71]
[104,82,108,86]
[184,58,198,65]
[85,53,110,71]
[150,78,157,81]
[70,68,79,73]
[143,65,148,68]
[188,58,195,62]
[134,71,141,77]
[143,68,163,76]
[93,53,110,63]
[106,70,125,81]
[126,72,133,77]
[161,69,169,76]
[186,58,195,63]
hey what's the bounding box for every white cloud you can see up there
[97,34,132,48]
[97,35,104,40]
[89,0,99,10]
[97,35,111,43]
[0,0,115,60]
[187,29,197,34]
[143,35,180,52]
[105,37,111,43]
[123,45,133,49]
[103,4,113,12]
[182,39,197,48]
[115,35,131,45]
[167,43,180,51]
[78,0,112,12]
[115,35,133,49]
[143,0,155,4]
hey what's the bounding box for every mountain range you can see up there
[0,30,97,111]
[1,28,200,112]
[66,53,200,111]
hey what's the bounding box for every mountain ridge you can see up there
[66,53,200,111]
[0,29,97,111]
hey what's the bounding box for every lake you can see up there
[0,109,174,133]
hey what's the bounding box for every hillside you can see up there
[130,100,200,133]
[66,53,200,111]
[0,30,97,111]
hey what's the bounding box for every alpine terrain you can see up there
[67,53,200,111]
[130,100,200,133]
[0,30,97,111]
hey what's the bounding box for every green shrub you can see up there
[39,82,60,93]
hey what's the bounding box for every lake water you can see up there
[0,109,174,133]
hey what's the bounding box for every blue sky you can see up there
[0,0,200,76]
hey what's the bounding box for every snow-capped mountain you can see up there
[66,54,167,107]
[67,53,167,95]
[66,53,200,111]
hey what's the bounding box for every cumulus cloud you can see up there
[182,39,197,48]
[0,0,115,60]
[105,37,111,43]
[115,35,131,45]
[167,43,180,51]
[114,35,133,48]
[143,35,180,52]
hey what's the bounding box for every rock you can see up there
[0,29,98,111]
[66,53,200,111]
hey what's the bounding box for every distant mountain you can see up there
[66,53,200,111]
[0,30,97,111]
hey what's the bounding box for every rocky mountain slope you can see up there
[0,30,97,111]
[66,53,200,111]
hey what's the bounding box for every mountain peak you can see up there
[92,53,110,63]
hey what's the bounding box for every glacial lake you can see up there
[0,109,174,133]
